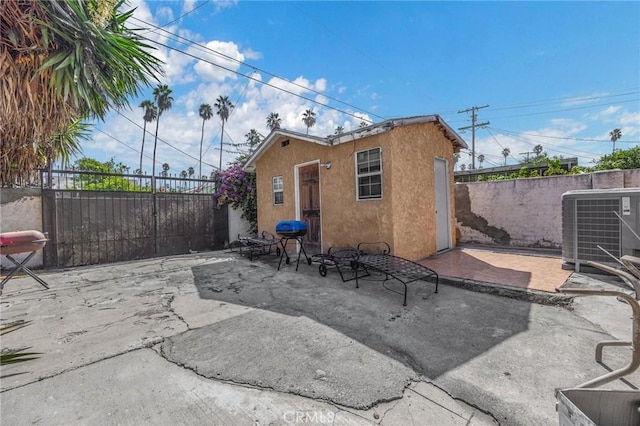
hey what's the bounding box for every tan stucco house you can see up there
[243,115,467,261]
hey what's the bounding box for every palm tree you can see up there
[454,153,460,170]
[502,148,511,166]
[360,121,370,128]
[460,164,466,171]
[335,126,344,135]
[266,112,282,131]
[214,95,234,171]
[233,129,263,163]
[41,117,89,187]
[609,128,622,153]
[302,108,316,134]
[180,170,187,178]
[188,167,195,177]
[477,154,485,168]
[533,144,544,158]
[161,162,170,177]
[0,0,162,186]
[198,103,213,178]
[151,84,174,178]
[139,100,157,174]
[245,129,262,148]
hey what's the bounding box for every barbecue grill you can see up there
[275,220,311,271]
[0,230,50,294]
[275,220,308,238]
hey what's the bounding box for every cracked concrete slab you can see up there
[161,309,418,409]
[2,251,638,426]
[0,255,247,391]
[355,380,498,425]
[1,348,374,426]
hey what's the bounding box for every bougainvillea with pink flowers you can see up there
[213,162,257,233]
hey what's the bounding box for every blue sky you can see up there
[84,0,640,175]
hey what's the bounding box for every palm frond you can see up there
[0,320,32,336]
[1,348,41,365]
[1,0,164,186]
[0,320,40,367]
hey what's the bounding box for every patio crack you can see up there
[1,344,165,393]
[163,294,190,329]
[156,344,410,412]
[416,379,499,425]
[376,398,401,424]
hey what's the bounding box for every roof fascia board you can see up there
[330,115,467,150]
[243,129,329,172]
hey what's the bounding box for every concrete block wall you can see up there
[455,169,640,249]
[0,189,44,269]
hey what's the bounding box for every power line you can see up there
[441,90,640,126]
[133,17,386,123]
[145,37,384,126]
[123,15,638,170]
[198,71,254,170]
[114,110,217,169]
[484,127,605,160]
[484,128,519,164]
[483,98,639,121]
[487,90,639,111]
[489,127,640,144]
[458,105,489,169]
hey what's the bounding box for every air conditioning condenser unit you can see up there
[562,188,640,271]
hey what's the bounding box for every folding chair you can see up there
[0,231,49,294]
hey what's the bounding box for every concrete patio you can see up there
[1,247,638,425]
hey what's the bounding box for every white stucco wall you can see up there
[456,169,640,249]
[0,190,44,268]
[227,204,253,243]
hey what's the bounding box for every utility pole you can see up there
[520,151,535,162]
[458,105,489,170]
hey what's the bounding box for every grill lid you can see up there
[0,230,48,255]
[276,221,308,237]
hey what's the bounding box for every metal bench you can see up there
[229,231,281,261]
[354,242,439,306]
[311,246,367,282]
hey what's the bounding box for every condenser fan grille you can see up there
[575,199,620,263]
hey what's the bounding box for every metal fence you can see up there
[40,169,227,268]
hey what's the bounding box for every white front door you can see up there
[434,158,451,252]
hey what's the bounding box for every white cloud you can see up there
[155,6,174,22]
[213,0,239,12]
[85,1,380,173]
[191,40,245,82]
[181,0,198,15]
[585,105,623,121]
[620,111,640,132]
[562,92,610,107]
[243,48,262,61]
[544,119,588,136]
[314,78,327,92]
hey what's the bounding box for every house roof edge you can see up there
[243,129,329,172]
[243,115,468,172]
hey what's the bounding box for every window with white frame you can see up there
[272,176,283,205]
[356,147,382,200]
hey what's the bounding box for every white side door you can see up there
[434,158,451,252]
